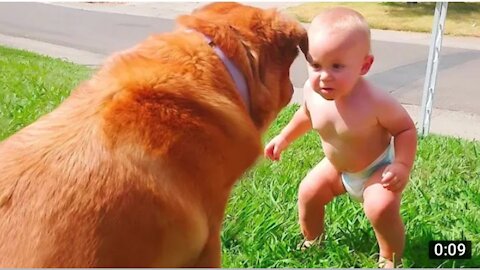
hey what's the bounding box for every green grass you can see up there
[1,46,479,267]
[223,105,480,268]
[286,2,480,37]
[0,46,92,139]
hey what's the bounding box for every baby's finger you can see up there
[273,146,281,161]
[386,177,403,191]
[264,144,274,159]
[381,171,394,184]
[263,145,270,156]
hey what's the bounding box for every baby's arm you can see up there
[376,94,417,191]
[264,104,312,160]
[264,84,313,160]
[280,81,315,143]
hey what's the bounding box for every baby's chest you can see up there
[307,100,377,138]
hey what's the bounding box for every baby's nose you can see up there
[320,70,332,80]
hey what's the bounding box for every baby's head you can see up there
[307,7,374,100]
[309,7,371,54]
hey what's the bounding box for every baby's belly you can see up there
[322,140,390,173]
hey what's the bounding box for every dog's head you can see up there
[177,2,308,132]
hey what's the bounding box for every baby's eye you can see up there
[310,63,321,70]
[332,64,344,70]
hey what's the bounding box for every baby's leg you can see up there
[297,158,345,241]
[363,166,405,267]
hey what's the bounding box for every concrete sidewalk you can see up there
[52,2,480,51]
[2,2,479,141]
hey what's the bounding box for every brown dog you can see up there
[0,2,307,267]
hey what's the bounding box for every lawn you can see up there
[223,106,480,268]
[0,46,92,139]
[286,2,480,37]
[1,46,479,267]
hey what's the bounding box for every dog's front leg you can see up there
[191,229,221,268]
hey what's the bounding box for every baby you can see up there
[264,7,417,268]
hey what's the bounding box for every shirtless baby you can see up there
[264,7,417,268]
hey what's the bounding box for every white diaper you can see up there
[341,144,394,202]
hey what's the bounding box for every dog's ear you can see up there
[271,12,309,61]
[298,31,309,62]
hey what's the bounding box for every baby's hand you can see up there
[380,162,410,192]
[264,135,289,161]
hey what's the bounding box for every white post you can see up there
[419,2,448,136]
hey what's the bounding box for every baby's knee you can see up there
[298,179,333,207]
[363,198,400,225]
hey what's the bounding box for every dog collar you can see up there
[185,29,250,112]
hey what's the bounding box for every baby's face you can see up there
[307,27,372,100]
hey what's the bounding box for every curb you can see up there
[0,33,104,67]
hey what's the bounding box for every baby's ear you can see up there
[361,55,374,75]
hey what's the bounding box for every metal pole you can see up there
[419,2,448,136]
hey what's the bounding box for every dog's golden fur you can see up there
[0,2,307,267]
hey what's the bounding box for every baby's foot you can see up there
[378,256,402,268]
[297,235,322,251]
